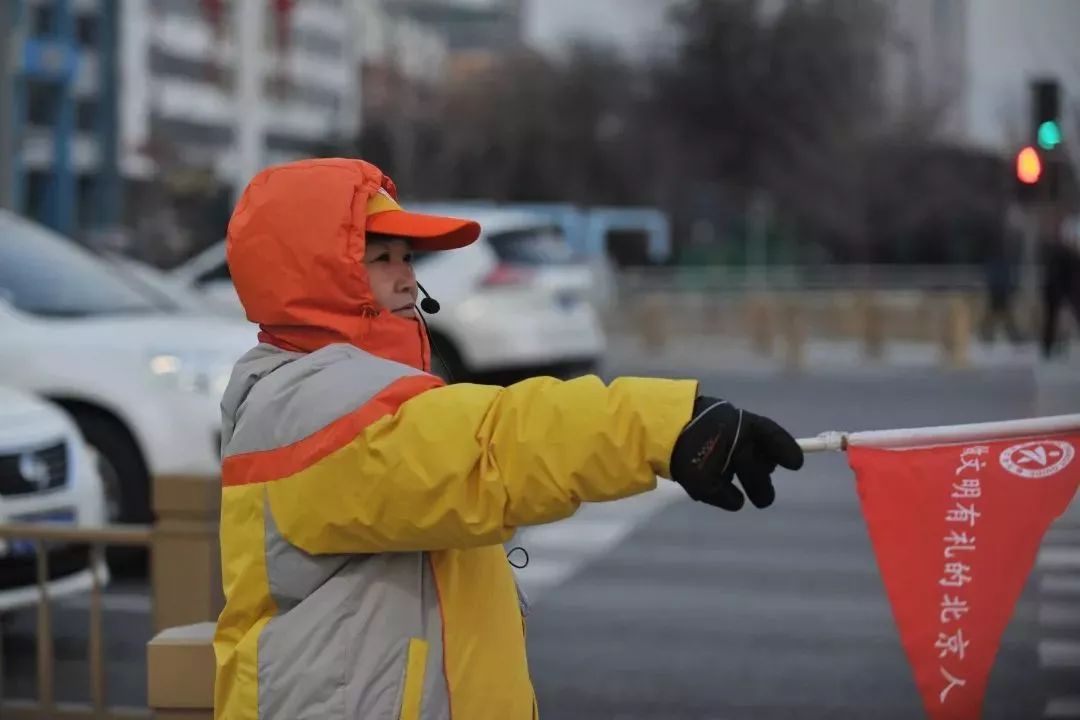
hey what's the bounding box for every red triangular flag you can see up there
[850,432,1080,720]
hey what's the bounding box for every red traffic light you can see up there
[1017,146,1042,184]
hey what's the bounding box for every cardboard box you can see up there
[147,622,216,713]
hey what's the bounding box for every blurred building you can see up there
[872,0,1080,266]
[882,0,1080,154]
[881,0,969,141]
[1,0,362,244]
[390,0,525,80]
[524,0,679,61]
[123,0,361,202]
[354,0,448,179]
[357,0,448,125]
[0,0,122,236]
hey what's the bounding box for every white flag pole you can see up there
[796,413,1080,454]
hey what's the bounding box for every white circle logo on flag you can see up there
[999,440,1075,478]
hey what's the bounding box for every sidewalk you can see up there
[1034,352,1080,524]
[1036,354,1080,417]
[605,332,1079,378]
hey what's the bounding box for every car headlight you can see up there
[147,351,233,397]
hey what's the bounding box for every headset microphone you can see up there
[416,282,441,314]
[414,296,454,384]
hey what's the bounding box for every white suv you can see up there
[0,210,254,527]
[0,386,108,611]
[171,208,605,382]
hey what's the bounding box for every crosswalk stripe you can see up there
[1046,528,1080,545]
[512,478,685,602]
[1039,639,1080,668]
[515,557,576,590]
[1037,533,1080,717]
[1040,573,1080,595]
[1045,696,1080,719]
[523,518,634,552]
[1038,601,1080,628]
[535,580,895,624]
[1038,546,1080,571]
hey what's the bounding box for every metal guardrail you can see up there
[602,262,1064,353]
[0,523,153,720]
[616,264,996,293]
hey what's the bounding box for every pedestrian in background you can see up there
[980,206,1024,344]
[1041,206,1080,358]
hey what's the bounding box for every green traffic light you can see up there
[1038,120,1062,149]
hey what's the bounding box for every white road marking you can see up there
[1040,573,1080,595]
[1038,600,1080,629]
[1038,547,1080,571]
[56,591,152,614]
[1038,639,1080,668]
[514,478,685,602]
[1046,697,1080,719]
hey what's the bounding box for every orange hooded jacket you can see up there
[214,158,697,719]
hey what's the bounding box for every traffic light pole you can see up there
[1019,204,1040,314]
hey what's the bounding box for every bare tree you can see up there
[427,45,642,204]
[651,0,892,258]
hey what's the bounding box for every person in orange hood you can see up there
[215,158,804,720]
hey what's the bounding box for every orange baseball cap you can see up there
[365,188,480,251]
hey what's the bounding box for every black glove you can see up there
[670,396,804,511]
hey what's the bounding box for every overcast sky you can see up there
[524,0,679,60]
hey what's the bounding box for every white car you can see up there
[171,207,606,382]
[102,250,221,314]
[0,386,108,612]
[0,210,255,527]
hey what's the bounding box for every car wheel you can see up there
[69,410,151,524]
[95,446,125,525]
[68,409,151,574]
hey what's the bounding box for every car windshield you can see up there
[0,212,169,317]
[487,226,577,266]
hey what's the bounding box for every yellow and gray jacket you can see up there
[213,159,697,719]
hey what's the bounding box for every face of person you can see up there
[363,236,417,319]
